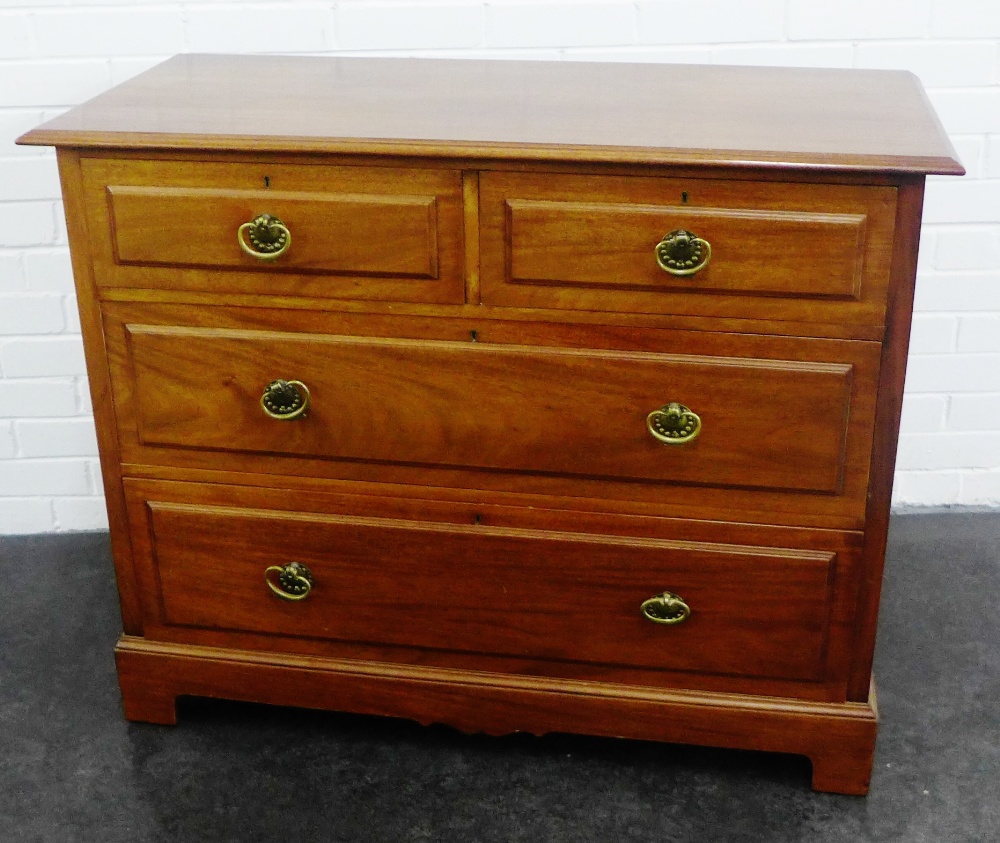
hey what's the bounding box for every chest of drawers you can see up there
[20,55,962,794]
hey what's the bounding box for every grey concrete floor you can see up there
[1,511,998,842]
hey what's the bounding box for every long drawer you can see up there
[479,171,897,325]
[109,319,880,507]
[124,484,857,685]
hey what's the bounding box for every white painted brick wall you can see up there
[987,138,1000,178]
[23,250,75,294]
[958,316,1000,351]
[855,42,996,87]
[185,6,333,53]
[0,421,14,459]
[0,379,79,418]
[930,0,1000,38]
[0,202,58,248]
[899,394,948,433]
[927,89,1000,134]
[0,294,64,335]
[339,3,482,51]
[33,8,186,58]
[949,395,1000,430]
[1,337,87,377]
[1,0,998,532]
[933,227,1000,271]
[638,1,785,45]
[786,0,932,41]
[908,315,957,354]
[14,418,98,457]
[490,2,635,49]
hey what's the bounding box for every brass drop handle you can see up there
[641,591,691,625]
[655,229,711,276]
[238,213,291,260]
[261,379,310,421]
[265,561,314,601]
[647,402,701,445]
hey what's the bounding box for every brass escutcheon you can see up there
[261,379,310,421]
[654,229,711,276]
[640,591,691,625]
[238,213,291,260]
[265,561,314,601]
[647,402,701,445]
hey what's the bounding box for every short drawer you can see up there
[115,322,878,500]
[81,157,465,303]
[133,497,841,683]
[480,172,897,325]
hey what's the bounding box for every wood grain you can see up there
[122,476,865,703]
[505,200,867,296]
[122,323,861,498]
[19,55,962,176]
[480,171,896,325]
[109,186,439,277]
[95,284,888,341]
[115,637,879,795]
[848,177,928,701]
[143,500,838,682]
[21,54,963,795]
[462,170,480,304]
[101,302,883,529]
[54,151,144,635]
[82,157,465,303]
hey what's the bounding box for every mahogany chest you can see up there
[20,55,962,794]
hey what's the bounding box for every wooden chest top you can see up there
[19,54,961,174]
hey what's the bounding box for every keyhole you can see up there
[264,176,271,188]
[681,191,689,204]
[470,330,478,342]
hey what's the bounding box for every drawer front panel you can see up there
[142,500,838,682]
[109,186,439,278]
[480,172,896,324]
[505,200,866,297]
[81,157,465,302]
[123,324,866,496]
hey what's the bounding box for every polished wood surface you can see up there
[504,200,867,295]
[115,638,879,795]
[84,157,464,302]
[848,177,928,700]
[56,150,145,636]
[141,499,839,682]
[122,476,864,703]
[124,323,860,495]
[19,55,962,175]
[27,55,963,794]
[481,171,896,323]
[110,187,439,276]
[102,306,882,527]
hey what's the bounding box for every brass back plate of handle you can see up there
[655,229,711,276]
[265,561,314,601]
[261,379,310,421]
[238,213,291,260]
[641,591,691,625]
[647,402,701,445]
